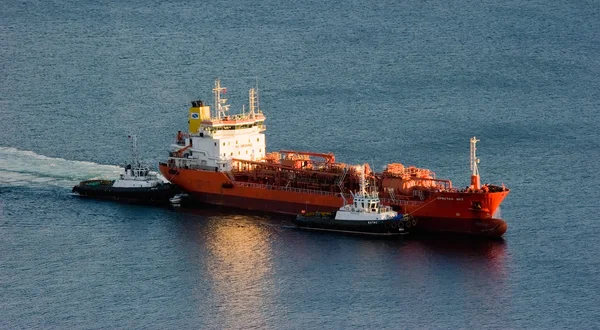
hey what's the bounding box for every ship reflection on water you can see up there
[397,236,509,326]
[194,211,278,329]
[404,235,508,273]
[176,207,509,328]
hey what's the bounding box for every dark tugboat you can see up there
[72,136,179,204]
[293,164,413,236]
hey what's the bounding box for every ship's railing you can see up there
[233,181,342,197]
[427,187,505,194]
[379,198,424,206]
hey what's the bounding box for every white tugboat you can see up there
[72,136,180,204]
[293,164,411,235]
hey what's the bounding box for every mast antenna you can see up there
[129,135,140,167]
[470,136,481,189]
[249,88,257,117]
[213,78,229,119]
[359,164,367,195]
[256,77,260,113]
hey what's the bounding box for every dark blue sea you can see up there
[2,0,599,328]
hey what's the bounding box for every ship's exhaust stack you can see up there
[188,100,210,133]
[470,136,481,190]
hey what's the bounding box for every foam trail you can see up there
[0,147,123,188]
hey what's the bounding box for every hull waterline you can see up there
[159,164,508,237]
[72,183,180,204]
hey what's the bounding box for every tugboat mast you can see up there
[359,164,367,196]
[129,135,140,167]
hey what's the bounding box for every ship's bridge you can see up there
[168,80,267,172]
[198,114,266,136]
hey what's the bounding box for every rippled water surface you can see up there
[1,0,599,328]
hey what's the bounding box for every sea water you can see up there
[1,0,599,328]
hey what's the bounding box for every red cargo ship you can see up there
[159,80,510,237]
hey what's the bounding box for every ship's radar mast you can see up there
[359,164,367,196]
[249,87,258,118]
[355,164,377,197]
[470,136,481,190]
[213,79,230,119]
[129,135,140,167]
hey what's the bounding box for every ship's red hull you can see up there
[160,164,509,237]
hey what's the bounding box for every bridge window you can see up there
[222,142,225,146]
[214,142,216,146]
[257,138,260,142]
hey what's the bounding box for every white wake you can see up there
[0,147,124,188]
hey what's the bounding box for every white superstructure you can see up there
[113,135,167,188]
[168,79,266,172]
[335,165,399,221]
[112,164,165,188]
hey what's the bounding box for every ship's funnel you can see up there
[188,100,210,133]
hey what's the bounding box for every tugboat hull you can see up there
[72,180,180,204]
[293,212,410,235]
